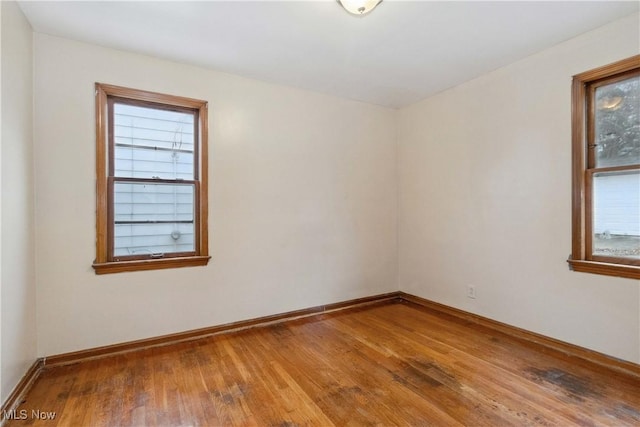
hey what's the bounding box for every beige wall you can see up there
[34,34,398,356]
[1,1,37,401]
[398,13,640,363]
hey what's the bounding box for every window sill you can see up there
[567,259,640,280]
[93,255,211,275]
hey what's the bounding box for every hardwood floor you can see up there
[6,301,640,426]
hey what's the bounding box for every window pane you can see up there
[114,103,195,179]
[592,170,640,259]
[114,145,194,180]
[114,223,195,257]
[594,76,640,168]
[114,182,194,256]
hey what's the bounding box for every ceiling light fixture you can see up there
[337,0,383,16]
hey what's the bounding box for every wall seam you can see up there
[394,108,400,292]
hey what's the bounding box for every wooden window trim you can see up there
[568,55,640,280]
[93,83,210,274]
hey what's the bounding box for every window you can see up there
[93,84,210,274]
[569,55,640,280]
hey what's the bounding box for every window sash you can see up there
[108,97,200,180]
[107,177,201,262]
[584,167,639,267]
[586,69,640,170]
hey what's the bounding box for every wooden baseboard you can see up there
[0,359,44,426]
[399,292,640,379]
[41,290,640,380]
[45,292,402,367]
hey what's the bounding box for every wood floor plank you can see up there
[383,303,640,422]
[6,302,639,426]
[258,320,462,426]
[337,304,629,425]
[326,309,574,426]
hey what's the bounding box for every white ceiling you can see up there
[18,1,639,108]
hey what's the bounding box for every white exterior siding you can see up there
[114,223,194,256]
[593,172,640,236]
[113,182,195,256]
[112,103,197,255]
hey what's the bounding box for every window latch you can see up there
[150,253,165,259]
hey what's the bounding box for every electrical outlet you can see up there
[467,285,476,299]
